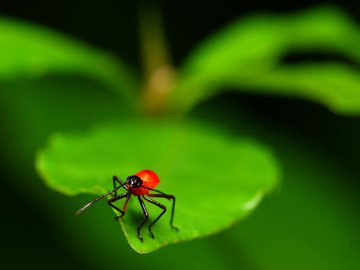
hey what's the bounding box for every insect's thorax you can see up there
[131,186,149,196]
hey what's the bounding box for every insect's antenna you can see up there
[75,183,126,216]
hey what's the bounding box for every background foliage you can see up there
[1,1,360,269]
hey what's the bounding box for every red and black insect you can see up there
[75,170,177,242]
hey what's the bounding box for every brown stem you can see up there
[138,4,176,115]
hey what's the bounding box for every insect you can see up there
[75,170,178,242]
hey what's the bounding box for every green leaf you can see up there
[234,62,360,114]
[0,17,138,103]
[171,6,360,114]
[36,120,280,253]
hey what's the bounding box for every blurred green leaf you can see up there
[0,18,138,103]
[36,120,280,253]
[171,6,360,114]
[235,62,360,114]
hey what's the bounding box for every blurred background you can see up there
[1,1,360,269]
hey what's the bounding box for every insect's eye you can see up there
[127,175,142,188]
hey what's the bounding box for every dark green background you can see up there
[1,1,360,269]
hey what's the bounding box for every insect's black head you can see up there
[126,175,143,189]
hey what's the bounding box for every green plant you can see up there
[1,5,360,258]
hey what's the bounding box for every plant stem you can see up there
[138,4,176,115]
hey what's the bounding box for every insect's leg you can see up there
[108,192,128,219]
[113,176,126,197]
[143,196,167,239]
[115,191,131,220]
[137,196,149,242]
[148,193,178,230]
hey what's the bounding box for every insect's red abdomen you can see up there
[131,169,160,195]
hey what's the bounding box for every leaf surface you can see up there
[171,6,360,114]
[36,120,280,253]
[0,18,137,103]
